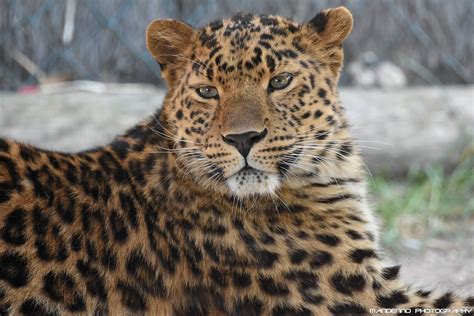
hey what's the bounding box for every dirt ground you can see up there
[1,85,472,294]
[385,224,474,294]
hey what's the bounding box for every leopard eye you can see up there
[196,86,219,99]
[269,73,293,91]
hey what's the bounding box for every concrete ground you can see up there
[1,83,472,294]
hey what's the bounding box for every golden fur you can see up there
[0,6,472,315]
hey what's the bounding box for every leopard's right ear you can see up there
[146,19,197,83]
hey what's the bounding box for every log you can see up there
[0,83,472,175]
[342,86,473,175]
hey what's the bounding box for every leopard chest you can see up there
[152,202,379,312]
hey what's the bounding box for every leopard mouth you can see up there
[238,165,259,174]
[225,164,262,179]
[225,166,280,197]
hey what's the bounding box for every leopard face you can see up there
[147,8,353,198]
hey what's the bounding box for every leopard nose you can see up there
[222,128,268,157]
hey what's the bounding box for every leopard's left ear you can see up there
[303,7,353,78]
[305,6,353,46]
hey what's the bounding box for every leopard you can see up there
[0,6,472,316]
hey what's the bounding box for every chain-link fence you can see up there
[1,0,472,90]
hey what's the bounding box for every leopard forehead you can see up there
[199,13,300,51]
[193,13,303,81]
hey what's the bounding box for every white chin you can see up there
[226,168,280,197]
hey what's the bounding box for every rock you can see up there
[375,61,407,89]
[347,62,377,87]
[347,52,406,88]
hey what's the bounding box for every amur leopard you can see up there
[0,6,472,316]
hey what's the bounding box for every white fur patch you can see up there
[226,168,280,197]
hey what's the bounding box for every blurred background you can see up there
[1,0,473,88]
[0,0,473,291]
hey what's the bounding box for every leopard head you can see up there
[146,7,354,198]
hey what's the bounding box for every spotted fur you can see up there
[0,7,472,315]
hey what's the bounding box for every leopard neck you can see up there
[96,110,375,238]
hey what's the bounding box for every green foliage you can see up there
[370,157,474,243]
